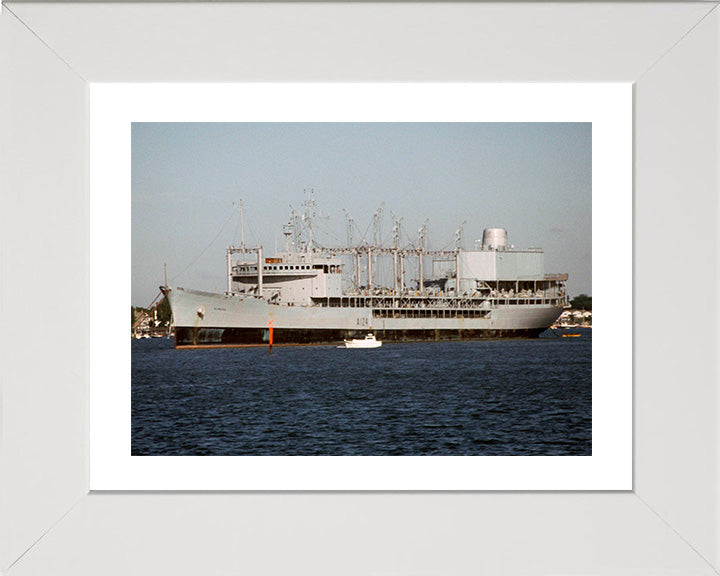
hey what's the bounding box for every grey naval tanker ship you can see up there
[162,199,568,348]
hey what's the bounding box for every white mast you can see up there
[257,245,263,296]
[418,219,428,293]
[343,208,354,247]
[455,220,466,294]
[367,245,372,289]
[239,199,245,250]
[302,189,316,254]
[283,222,293,253]
[369,203,383,289]
[391,213,402,295]
[226,248,233,293]
[355,250,362,290]
[344,208,359,290]
[288,206,301,252]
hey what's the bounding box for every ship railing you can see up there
[372,308,492,320]
[311,294,567,309]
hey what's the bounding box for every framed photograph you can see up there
[2,2,718,574]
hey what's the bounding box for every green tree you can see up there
[156,296,172,324]
[131,306,148,324]
[570,294,592,311]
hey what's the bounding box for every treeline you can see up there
[569,294,591,311]
[131,296,172,325]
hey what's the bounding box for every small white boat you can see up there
[343,333,382,348]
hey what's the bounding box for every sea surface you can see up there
[132,330,591,456]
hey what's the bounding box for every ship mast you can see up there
[368,203,383,289]
[302,189,316,254]
[455,220,466,294]
[227,248,233,293]
[225,200,265,297]
[239,199,246,251]
[418,219,428,293]
[288,206,301,252]
[391,213,402,297]
[344,208,360,290]
[367,243,372,289]
[343,208,354,248]
[283,221,293,253]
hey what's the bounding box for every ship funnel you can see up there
[482,228,508,251]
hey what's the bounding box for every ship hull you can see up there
[165,287,563,348]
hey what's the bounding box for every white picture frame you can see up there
[2,2,719,574]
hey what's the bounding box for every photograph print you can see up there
[131,122,591,457]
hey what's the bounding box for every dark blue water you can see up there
[132,331,591,456]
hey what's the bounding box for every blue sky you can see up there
[132,122,591,306]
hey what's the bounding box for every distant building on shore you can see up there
[557,309,592,326]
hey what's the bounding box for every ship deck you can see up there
[306,293,567,311]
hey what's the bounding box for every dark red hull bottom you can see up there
[174,326,546,348]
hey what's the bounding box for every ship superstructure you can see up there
[162,194,568,347]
